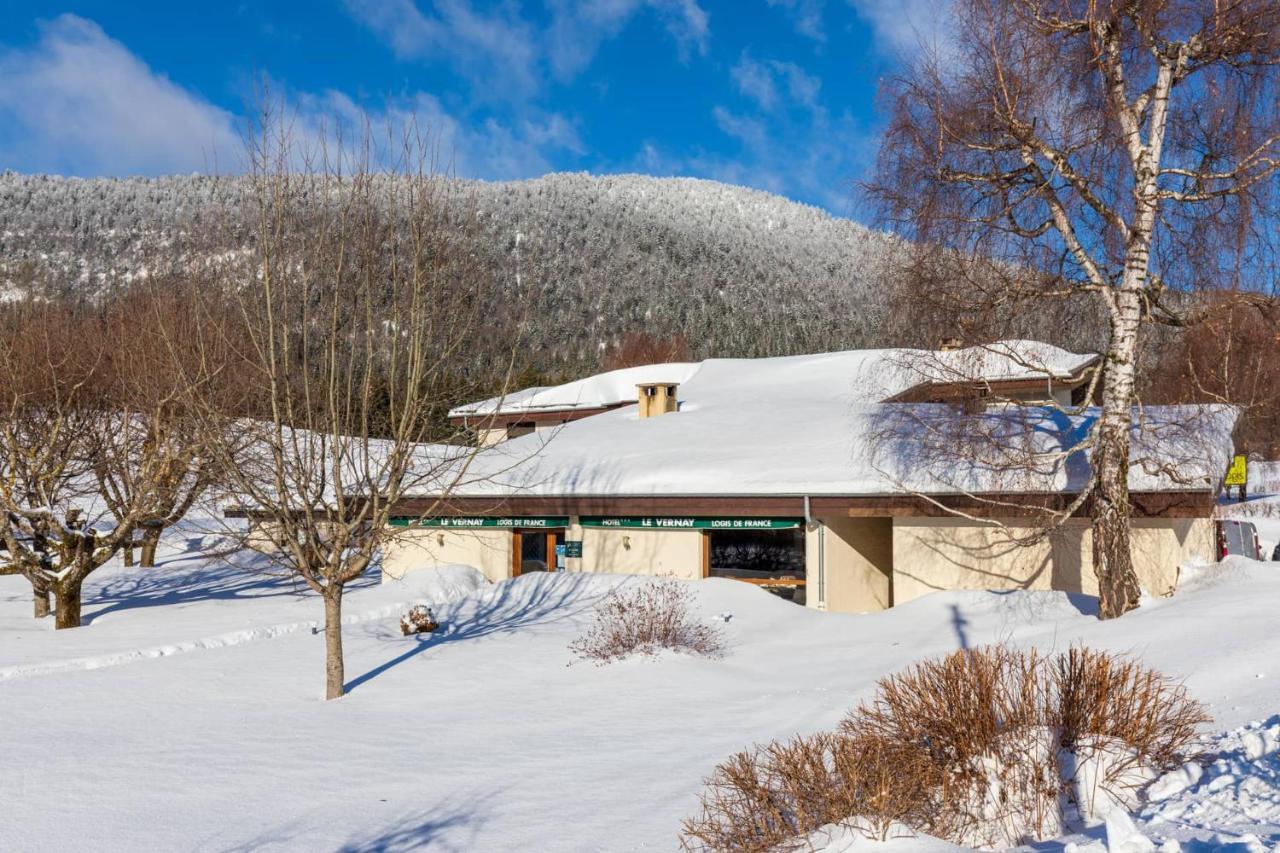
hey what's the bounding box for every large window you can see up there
[707,528,805,583]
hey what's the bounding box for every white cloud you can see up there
[731,54,821,113]
[343,0,541,97]
[288,89,582,180]
[845,0,954,58]
[730,56,778,111]
[0,15,243,175]
[766,0,827,43]
[703,49,870,212]
[347,0,710,96]
[0,15,579,182]
[650,86,875,213]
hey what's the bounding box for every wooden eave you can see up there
[447,403,627,428]
[386,489,1213,520]
[884,356,1102,404]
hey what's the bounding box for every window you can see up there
[707,529,805,583]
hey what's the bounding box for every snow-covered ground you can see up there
[2,532,1279,851]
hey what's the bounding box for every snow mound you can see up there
[1174,556,1273,593]
[389,563,488,602]
[807,822,964,851]
[1139,715,1280,846]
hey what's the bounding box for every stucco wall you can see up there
[808,517,893,613]
[245,519,287,553]
[380,528,512,583]
[892,516,1214,605]
[578,527,704,579]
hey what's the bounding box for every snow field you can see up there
[2,546,1280,850]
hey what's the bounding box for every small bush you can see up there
[569,580,724,664]
[399,605,438,636]
[681,645,1208,851]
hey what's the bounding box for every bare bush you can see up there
[399,605,438,636]
[680,732,928,852]
[569,580,724,664]
[681,645,1208,851]
[1050,647,1211,821]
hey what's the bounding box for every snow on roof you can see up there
[415,342,1232,499]
[905,340,1098,387]
[449,362,701,418]
[448,340,1098,420]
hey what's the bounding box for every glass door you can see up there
[515,529,566,575]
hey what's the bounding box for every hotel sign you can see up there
[579,516,803,530]
[389,516,569,528]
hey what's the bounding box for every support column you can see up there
[804,520,827,611]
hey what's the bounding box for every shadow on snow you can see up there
[343,572,608,694]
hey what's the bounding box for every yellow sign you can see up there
[1225,454,1248,487]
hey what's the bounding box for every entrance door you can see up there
[514,529,566,575]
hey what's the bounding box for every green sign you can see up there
[579,516,803,530]
[564,540,583,558]
[389,516,569,529]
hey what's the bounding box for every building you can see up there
[382,340,1233,613]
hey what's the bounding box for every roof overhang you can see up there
[883,354,1102,403]
[447,403,627,428]
[386,489,1213,520]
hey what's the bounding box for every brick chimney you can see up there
[637,383,679,419]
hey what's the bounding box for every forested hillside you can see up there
[0,171,911,371]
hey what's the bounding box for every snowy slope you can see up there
[2,543,1279,850]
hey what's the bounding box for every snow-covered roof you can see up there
[414,342,1232,500]
[449,340,1097,420]
[449,362,701,419]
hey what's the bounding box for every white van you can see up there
[1215,519,1263,561]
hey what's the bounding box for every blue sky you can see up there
[0,2,950,216]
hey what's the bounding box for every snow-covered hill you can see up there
[0,171,905,367]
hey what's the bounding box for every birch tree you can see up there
[869,0,1280,618]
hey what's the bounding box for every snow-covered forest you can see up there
[0,172,891,362]
[0,170,1120,373]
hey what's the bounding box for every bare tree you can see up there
[0,289,236,628]
[183,117,509,700]
[94,284,242,568]
[1144,296,1280,456]
[868,0,1280,617]
[0,300,98,620]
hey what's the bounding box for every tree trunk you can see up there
[323,589,345,700]
[33,584,51,619]
[1092,289,1144,620]
[140,527,161,568]
[123,543,135,567]
[54,581,83,629]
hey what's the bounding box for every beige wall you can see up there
[808,517,893,613]
[381,528,512,583]
[891,517,1214,605]
[245,519,287,553]
[578,527,704,580]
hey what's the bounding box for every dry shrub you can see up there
[681,645,1208,851]
[680,733,926,852]
[1050,647,1211,821]
[570,580,724,664]
[843,647,1060,846]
